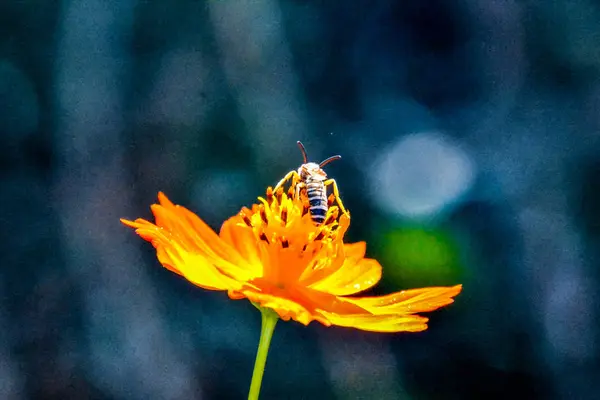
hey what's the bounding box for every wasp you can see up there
[273,141,348,225]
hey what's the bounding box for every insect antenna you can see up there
[296,141,309,163]
[319,155,341,167]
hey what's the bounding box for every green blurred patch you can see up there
[375,225,464,288]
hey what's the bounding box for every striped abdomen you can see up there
[306,179,328,224]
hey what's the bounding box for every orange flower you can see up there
[121,188,461,332]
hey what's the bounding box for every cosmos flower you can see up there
[121,188,461,333]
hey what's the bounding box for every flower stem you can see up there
[248,306,279,400]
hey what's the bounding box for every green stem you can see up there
[248,306,279,400]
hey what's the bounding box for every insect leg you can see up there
[323,179,349,216]
[273,170,301,193]
[294,181,307,199]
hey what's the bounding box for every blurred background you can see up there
[2,0,600,399]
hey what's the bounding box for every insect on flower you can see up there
[273,141,348,225]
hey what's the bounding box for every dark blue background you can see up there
[2,1,599,399]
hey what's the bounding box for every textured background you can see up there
[2,1,600,399]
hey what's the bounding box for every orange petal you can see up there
[344,241,367,259]
[219,216,264,276]
[164,194,246,265]
[307,256,382,296]
[154,193,256,279]
[297,240,346,283]
[301,242,381,295]
[300,285,459,332]
[121,218,245,291]
[343,285,463,314]
[317,310,429,332]
[230,289,330,326]
[121,218,184,275]
[144,193,259,281]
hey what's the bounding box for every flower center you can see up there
[238,187,349,284]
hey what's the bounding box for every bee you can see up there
[273,141,348,225]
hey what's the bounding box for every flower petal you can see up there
[219,215,265,276]
[121,218,245,291]
[344,241,367,259]
[301,242,381,295]
[298,286,459,332]
[343,285,463,314]
[307,245,382,295]
[230,288,330,326]
[297,240,346,283]
[159,194,255,271]
[147,193,258,281]
[317,310,429,332]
